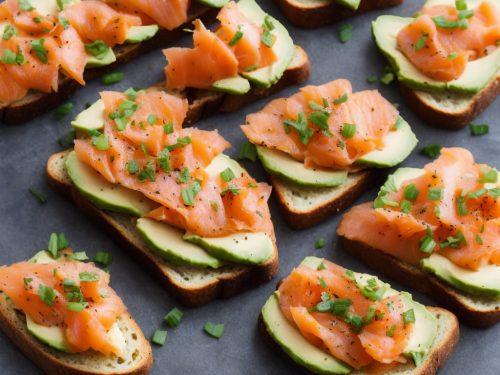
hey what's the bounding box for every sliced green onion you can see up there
[94,251,112,266]
[102,72,124,85]
[151,330,168,346]
[164,308,183,328]
[204,322,224,339]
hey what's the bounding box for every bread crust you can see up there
[0,295,153,375]
[270,170,380,230]
[0,4,217,124]
[339,236,500,328]
[258,292,459,374]
[276,0,403,28]
[399,76,500,130]
[46,151,279,307]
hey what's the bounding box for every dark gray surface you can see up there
[0,0,499,374]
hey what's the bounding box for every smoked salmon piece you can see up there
[397,1,500,81]
[241,79,399,170]
[163,1,278,90]
[61,0,142,46]
[0,251,127,356]
[104,0,189,30]
[278,260,412,369]
[338,148,500,271]
[75,90,274,238]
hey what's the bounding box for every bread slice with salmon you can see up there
[259,256,459,375]
[338,148,500,327]
[372,0,500,129]
[240,79,418,229]
[47,88,279,307]
[276,0,404,28]
[0,246,152,375]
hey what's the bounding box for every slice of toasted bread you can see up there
[269,170,379,230]
[258,299,459,375]
[46,151,279,307]
[399,74,500,129]
[276,0,403,28]
[0,293,152,375]
[338,236,500,328]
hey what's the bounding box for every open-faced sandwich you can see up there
[259,256,459,374]
[276,0,404,28]
[0,0,227,123]
[372,0,500,129]
[0,234,152,375]
[338,147,500,327]
[240,79,418,229]
[47,89,278,307]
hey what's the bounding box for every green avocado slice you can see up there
[70,99,105,132]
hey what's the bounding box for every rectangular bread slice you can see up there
[258,299,459,375]
[0,3,217,124]
[270,170,379,230]
[399,74,500,129]
[339,236,500,328]
[46,151,279,308]
[0,293,153,375]
[276,0,403,28]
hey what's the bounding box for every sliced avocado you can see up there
[125,25,160,43]
[261,292,351,375]
[212,76,251,95]
[382,167,426,193]
[31,0,79,16]
[421,254,500,298]
[26,315,70,352]
[85,48,117,68]
[71,99,104,132]
[196,0,229,7]
[183,232,273,265]
[65,151,154,216]
[239,0,295,88]
[336,0,361,11]
[356,117,418,168]
[136,218,223,269]
[372,14,500,94]
[256,147,348,188]
[204,153,246,179]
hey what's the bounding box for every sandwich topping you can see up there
[397,0,500,81]
[278,259,414,369]
[0,246,127,355]
[241,79,400,170]
[74,89,273,238]
[338,147,500,272]
[163,1,278,90]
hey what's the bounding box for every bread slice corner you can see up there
[276,0,403,28]
[0,293,153,375]
[338,236,500,328]
[258,297,459,375]
[46,151,279,307]
[399,75,500,130]
[270,170,378,230]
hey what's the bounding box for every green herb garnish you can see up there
[238,141,257,162]
[31,39,48,63]
[420,144,442,158]
[38,284,56,306]
[101,72,124,85]
[341,123,356,139]
[204,322,224,339]
[151,330,168,346]
[220,168,235,183]
[84,40,109,60]
[164,307,183,328]
[29,187,47,204]
[470,123,489,136]
[94,251,112,266]
[337,24,353,43]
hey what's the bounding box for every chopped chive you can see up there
[38,284,57,306]
[402,309,415,324]
[457,194,468,216]
[238,141,257,162]
[468,188,487,199]
[177,167,190,184]
[2,25,17,41]
[478,168,498,183]
[79,272,99,282]
[67,302,87,312]
[333,93,348,105]
[475,234,483,245]
[420,144,442,158]
[151,330,168,346]
[84,40,109,60]
[380,72,395,85]
[29,187,47,204]
[315,238,326,249]
[337,24,353,43]
[414,32,429,51]
[260,29,273,48]
[403,184,420,201]
[204,322,224,339]
[400,200,412,213]
[447,52,459,60]
[101,72,124,85]
[147,114,157,126]
[31,39,48,64]
[456,0,467,10]
[94,251,112,266]
[164,308,183,328]
[366,74,378,84]
[54,102,74,119]
[469,123,489,136]
[341,123,356,139]
[319,277,326,288]
[220,168,235,183]
[228,29,243,46]
[163,122,174,134]
[317,262,327,271]
[386,324,396,337]
[127,160,140,175]
[419,227,436,253]
[181,181,202,206]
[428,187,443,200]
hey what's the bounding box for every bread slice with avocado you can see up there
[371,0,500,129]
[337,166,500,328]
[0,0,223,124]
[276,0,403,28]
[258,256,459,375]
[0,250,152,375]
[46,150,279,307]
